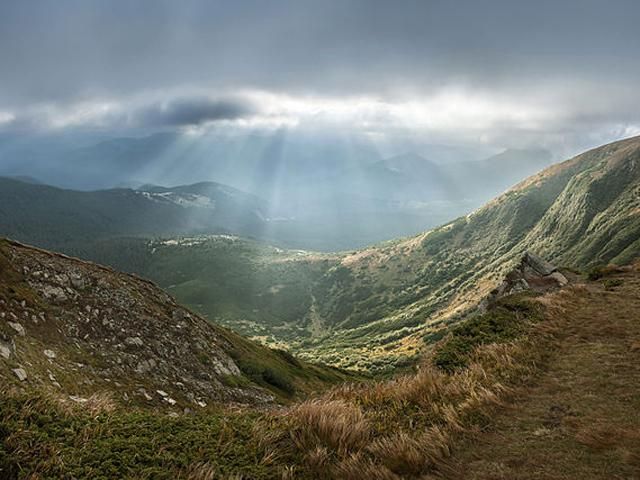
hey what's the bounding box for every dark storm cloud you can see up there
[1,0,639,105]
[134,97,256,127]
[0,0,639,150]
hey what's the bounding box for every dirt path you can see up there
[443,268,640,479]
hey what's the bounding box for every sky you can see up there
[1,0,640,156]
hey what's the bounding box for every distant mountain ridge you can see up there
[0,177,267,252]
[0,130,555,249]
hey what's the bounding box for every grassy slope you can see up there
[116,136,640,372]
[442,264,640,479]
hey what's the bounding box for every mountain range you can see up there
[0,131,552,249]
[1,135,637,372]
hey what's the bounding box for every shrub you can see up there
[603,278,623,290]
[275,348,302,368]
[261,368,295,395]
[587,264,624,281]
[433,295,541,372]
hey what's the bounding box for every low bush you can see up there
[433,294,542,372]
[603,278,624,290]
[587,264,624,281]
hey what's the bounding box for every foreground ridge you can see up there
[443,262,640,479]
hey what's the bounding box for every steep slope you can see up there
[0,239,350,408]
[309,135,639,369]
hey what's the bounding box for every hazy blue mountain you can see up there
[0,176,267,252]
[0,130,552,249]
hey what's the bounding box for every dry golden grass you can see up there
[184,462,219,480]
[439,268,640,479]
[276,289,568,478]
[287,399,371,457]
[574,424,622,450]
[332,453,400,480]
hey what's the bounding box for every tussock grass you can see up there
[287,399,371,456]
[275,292,561,478]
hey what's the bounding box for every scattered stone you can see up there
[196,400,207,408]
[136,358,157,374]
[165,397,177,406]
[40,285,68,303]
[156,390,168,397]
[48,372,62,388]
[71,275,87,290]
[125,336,144,347]
[12,368,27,381]
[548,271,569,286]
[8,322,25,336]
[69,395,88,403]
[532,426,552,437]
[44,349,57,359]
[0,341,12,359]
[140,389,153,401]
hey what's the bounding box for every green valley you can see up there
[49,136,640,373]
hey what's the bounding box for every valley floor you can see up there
[443,269,640,479]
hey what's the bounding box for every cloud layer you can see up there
[1,0,639,154]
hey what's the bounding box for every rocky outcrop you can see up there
[0,239,274,408]
[487,251,569,304]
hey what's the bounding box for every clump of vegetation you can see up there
[586,264,624,281]
[0,390,279,480]
[219,327,354,399]
[603,278,624,290]
[433,294,543,372]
